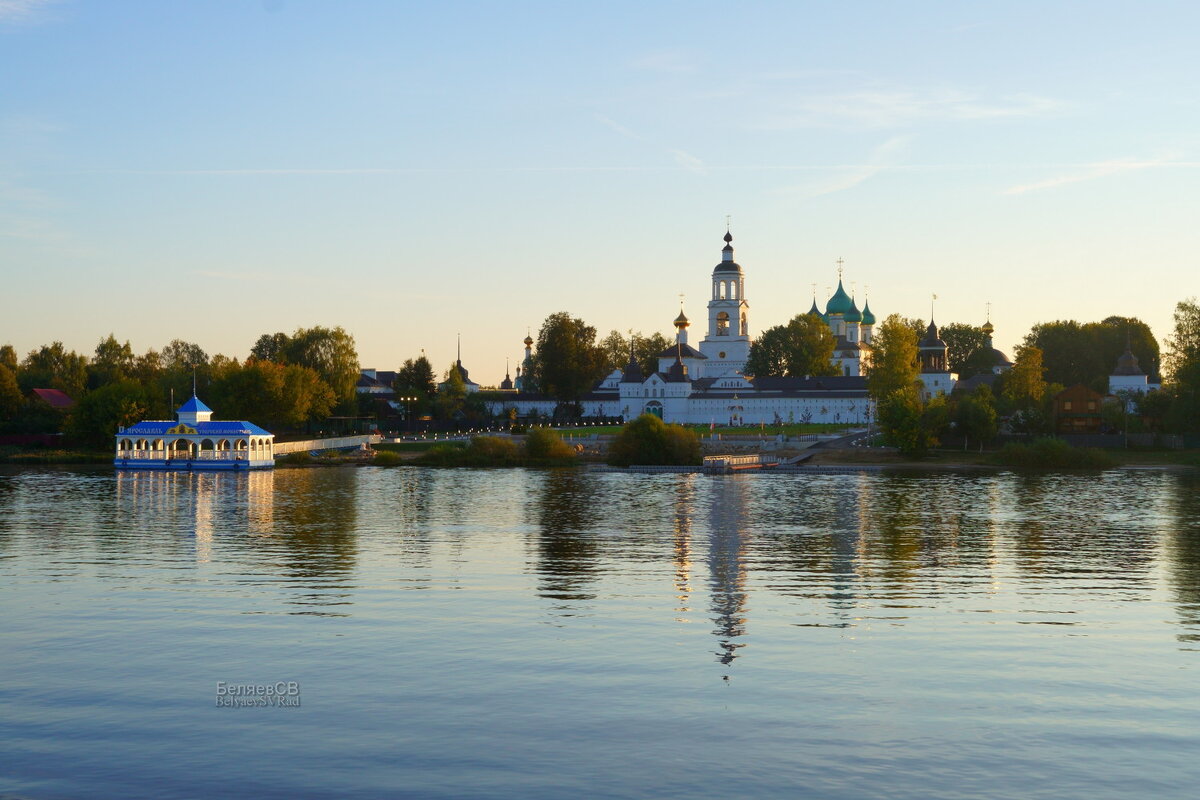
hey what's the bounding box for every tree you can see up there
[0,344,17,372]
[940,323,987,376]
[283,326,359,409]
[250,332,292,362]
[744,314,838,378]
[1164,298,1200,433]
[395,355,437,405]
[19,342,88,397]
[866,314,920,403]
[608,413,700,466]
[67,380,151,447]
[88,334,136,388]
[954,385,998,452]
[0,364,22,422]
[599,329,673,376]
[530,312,607,405]
[1002,344,1047,411]
[161,340,209,373]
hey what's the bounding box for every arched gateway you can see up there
[114,395,275,471]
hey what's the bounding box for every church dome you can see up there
[920,320,946,348]
[714,231,742,274]
[844,298,862,323]
[826,280,853,315]
[860,301,876,326]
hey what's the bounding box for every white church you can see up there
[485,230,956,426]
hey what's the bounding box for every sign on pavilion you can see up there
[114,395,275,471]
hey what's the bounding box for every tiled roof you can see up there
[31,388,74,409]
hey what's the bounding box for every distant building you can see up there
[115,395,274,470]
[1052,384,1105,433]
[1108,335,1161,405]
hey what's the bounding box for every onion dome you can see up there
[674,310,689,328]
[860,300,876,326]
[920,320,946,348]
[714,231,742,274]
[825,279,853,315]
[1112,337,1144,376]
[844,298,862,324]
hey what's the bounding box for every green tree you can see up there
[744,314,838,378]
[607,413,701,466]
[67,380,150,447]
[0,344,17,372]
[1164,298,1200,432]
[867,314,920,403]
[940,323,987,376]
[19,341,88,397]
[1002,344,1047,411]
[161,339,209,372]
[89,334,135,388]
[283,326,360,409]
[395,356,437,401]
[0,363,22,422]
[435,362,468,420]
[954,385,998,452]
[250,332,292,362]
[530,312,607,405]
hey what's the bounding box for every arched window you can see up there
[716,312,729,335]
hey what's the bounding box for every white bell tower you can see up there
[698,230,751,376]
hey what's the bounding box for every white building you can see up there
[485,231,878,426]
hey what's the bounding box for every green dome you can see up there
[825,280,853,315]
[860,301,875,326]
[844,298,862,323]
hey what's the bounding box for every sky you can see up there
[2,0,1198,385]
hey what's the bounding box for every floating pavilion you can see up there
[114,395,275,470]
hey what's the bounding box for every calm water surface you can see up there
[2,465,1199,799]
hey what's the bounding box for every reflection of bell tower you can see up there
[706,478,751,674]
[698,230,752,376]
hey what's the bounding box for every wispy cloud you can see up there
[593,113,642,141]
[627,49,696,74]
[774,137,910,199]
[0,0,55,23]
[1003,156,1176,195]
[669,149,706,175]
[759,88,1059,130]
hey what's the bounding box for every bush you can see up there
[989,437,1118,469]
[608,414,701,466]
[523,428,576,461]
[372,449,405,466]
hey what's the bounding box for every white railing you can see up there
[115,450,259,461]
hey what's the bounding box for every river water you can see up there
[1,465,1198,799]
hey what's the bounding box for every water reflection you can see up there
[532,469,603,605]
[705,478,751,671]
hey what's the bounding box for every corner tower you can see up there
[698,231,751,376]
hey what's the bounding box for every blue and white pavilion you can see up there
[114,395,275,470]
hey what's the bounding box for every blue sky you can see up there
[2,0,1198,384]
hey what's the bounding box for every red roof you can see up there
[32,388,75,409]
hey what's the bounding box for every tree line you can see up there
[0,326,360,447]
